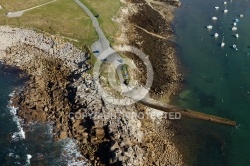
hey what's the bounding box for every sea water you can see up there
[173,0,250,165]
[0,64,88,165]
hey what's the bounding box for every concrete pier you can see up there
[139,97,236,126]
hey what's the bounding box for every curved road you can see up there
[74,0,122,62]
[3,0,235,125]
[74,0,125,85]
[73,0,236,125]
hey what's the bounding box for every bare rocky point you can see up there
[0,26,183,165]
[0,0,185,165]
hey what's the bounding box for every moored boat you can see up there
[221,37,225,47]
[211,16,217,20]
[207,25,213,29]
[232,27,237,31]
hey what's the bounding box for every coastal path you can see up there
[6,0,57,18]
[74,0,236,126]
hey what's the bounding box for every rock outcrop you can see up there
[114,0,184,101]
[0,4,185,162]
[0,26,148,165]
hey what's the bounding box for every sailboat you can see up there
[232,27,237,31]
[207,25,213,29]
[224,5,228,13]
[221,37,225,47]
[211,16,217,20]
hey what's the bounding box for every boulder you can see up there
[59,131,67,140]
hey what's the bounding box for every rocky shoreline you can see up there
[113,0,186,165]
[0,26,143,165]
[0,0,186,165]
[114,0,184,102]
[0,26,184,165]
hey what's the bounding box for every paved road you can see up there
[74,0,125,83]
[74,0,152,99]
[6,0,57,18]
[74,0,117,57]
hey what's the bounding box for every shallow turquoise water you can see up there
[174,0,250,165]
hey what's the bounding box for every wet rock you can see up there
[59,131,67,140]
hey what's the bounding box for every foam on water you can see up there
[26,154,32,166]
[5,91,88,165]
[60,138,89,166]
[8,92,25,141]
[46,122,54,135]
[8,152,20,159]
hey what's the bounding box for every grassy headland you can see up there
[0,0,120,46]
[79,0,120,44]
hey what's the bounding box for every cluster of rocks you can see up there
[132,1,184,95]
[0,26,146,165]
[162,0,182,7]
[70,73,145,165]
[114,0,184,97]
[0,26,91,72]
[114,0,185,165]
[140,110,184,165]
[0,13,186,164]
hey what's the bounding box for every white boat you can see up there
[240,14,244,18]
[211,16,217,20]
[224,5,228,13]
[235,34,239,38]
[215,6,219,10]
[232,27,237,31]
[224,1,227,4]
[221,37,225,47]
[233,45,238,50]
[214,33,219,37]
[235,19,239,22]
[207,25,213,29]
[233,22,237,26]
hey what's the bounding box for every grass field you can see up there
[0,0,120,46]
[0,0,100,45]
[80,0,120,44]
[0,0,121,76]
[1,0,51,11]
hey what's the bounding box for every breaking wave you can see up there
[60,138,90,166]
[8,92,25,141]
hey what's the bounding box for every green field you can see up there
[80,0,120,43]
[0,0,120,46]
[1,0,51,11]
